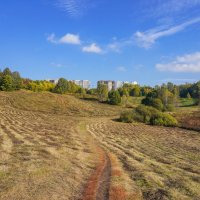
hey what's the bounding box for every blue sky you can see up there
[0,0,200,86]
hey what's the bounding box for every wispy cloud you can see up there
[156,52,200,72]
[47,33,81,45]
[50,62,63,68]
[56,0,94,18]
[82,43,102,54]
[47,34,57,43]
[47,17,200,54]
[135,17,200,48]
[141,0,200,19]
[116,66,126,72]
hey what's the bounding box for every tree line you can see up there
[0,68,199,108]
[96,81,200,106]
[0,68,83,94]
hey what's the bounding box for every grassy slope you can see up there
[2,90,125,117]
[0,91,99,200]
[0,91,199,200]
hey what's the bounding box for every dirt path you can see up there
[81,147,111,200]
[80,120,142,200]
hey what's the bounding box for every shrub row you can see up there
[120,105,177,127]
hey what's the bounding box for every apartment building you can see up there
[98,80,138,91]
[114,81,124,89]
[72,80,91,89]
[97,80,115,91]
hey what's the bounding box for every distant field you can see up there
[0,91,199,200]
[173,98,200,131]
[178,98,198,107]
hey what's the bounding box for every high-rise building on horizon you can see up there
[72,80,91,89]
[97,80,115,91]
[98,80,138,91]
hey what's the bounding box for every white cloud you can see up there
[82,43,102,54]
[47,33,81,45]
[117,66,126,72]
[156,52,200,72]
[135,17,200,48]
[59,33,81,44]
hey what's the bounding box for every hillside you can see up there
[0,90,125,117]
[0,91,199,200]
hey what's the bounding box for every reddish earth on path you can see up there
[81,147,111,200]
[81,146,138,200]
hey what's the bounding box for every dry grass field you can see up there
[174,107,200,131]
[0,91,101,200]
[87,119,200,200]
[0,90,200,200]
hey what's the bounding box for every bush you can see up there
[119,105,177,126]
[108,90,121,105]
[120,111,134,123]
[27,80,55,92]
[87,88,97,95]
[164,104,174,111]
[150,112,177,127]
[142,97,164,111]
[135,105,152,123]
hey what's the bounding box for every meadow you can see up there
[0,91,199,200]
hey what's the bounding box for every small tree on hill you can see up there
[130,85,140,97]
[97,84,108,102]
[53,78,68,94]
[0,75,13,91]
[2,68,12,76]
[12,71,22,90]
[78,87,86,98]
[108,90,121,105]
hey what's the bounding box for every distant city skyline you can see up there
[0,1,200,86]
[48,79,138,89]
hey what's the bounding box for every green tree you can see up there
[97,84,108,102]
[2,68,12,76]
[172,86,179,107]
[130,86,140,97]
[87,88,97,95]
[108,90,121,105]
[142,97,164,111]
[167,82,174,92]
[0,75,13,91]
[12,71,22,90]
[78,87,86,98]
[140,86,152,96]
[53,78,69,94]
